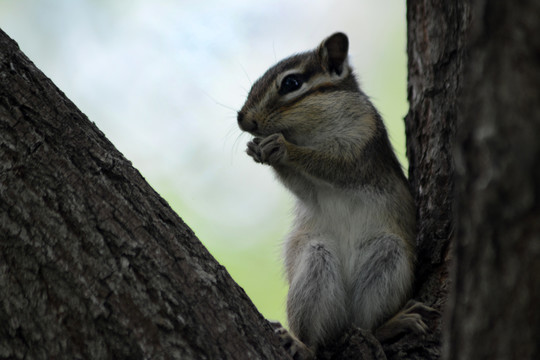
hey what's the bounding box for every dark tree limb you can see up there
[0,28,288,360]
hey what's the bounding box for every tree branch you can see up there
[0,28,288,360]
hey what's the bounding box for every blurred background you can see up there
[0,0,407,326]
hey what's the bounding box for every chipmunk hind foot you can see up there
[374,300,440,343]
[270,321,315,360]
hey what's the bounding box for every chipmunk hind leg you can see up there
[350,234,414,332]
[286,240,348,351]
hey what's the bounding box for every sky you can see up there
[0,0,408,325]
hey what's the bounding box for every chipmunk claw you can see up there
[374,300,440,343]
[246,138,264,163]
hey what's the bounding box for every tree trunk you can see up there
[0,28,288,360]
[448,1,540,359]
[406,0,469,306]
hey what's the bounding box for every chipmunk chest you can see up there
[313,188,383,245]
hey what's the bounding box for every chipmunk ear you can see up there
[318,32,349,76]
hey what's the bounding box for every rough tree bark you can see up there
[406,0,468,304]
[0,28,288,359]
[3,1,537,358]
[448,1,540,359]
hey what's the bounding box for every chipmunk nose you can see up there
[237,111,258,132]
[237,111,244,124]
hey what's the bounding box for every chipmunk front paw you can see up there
[246,133,287,165]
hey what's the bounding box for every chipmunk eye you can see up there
[279,74,303,95]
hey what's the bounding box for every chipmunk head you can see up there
[237,32,367,145]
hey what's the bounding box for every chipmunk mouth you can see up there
[238,110,295,141]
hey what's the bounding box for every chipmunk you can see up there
[237,32,436,359]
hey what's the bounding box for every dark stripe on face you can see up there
[277,74,360,111]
